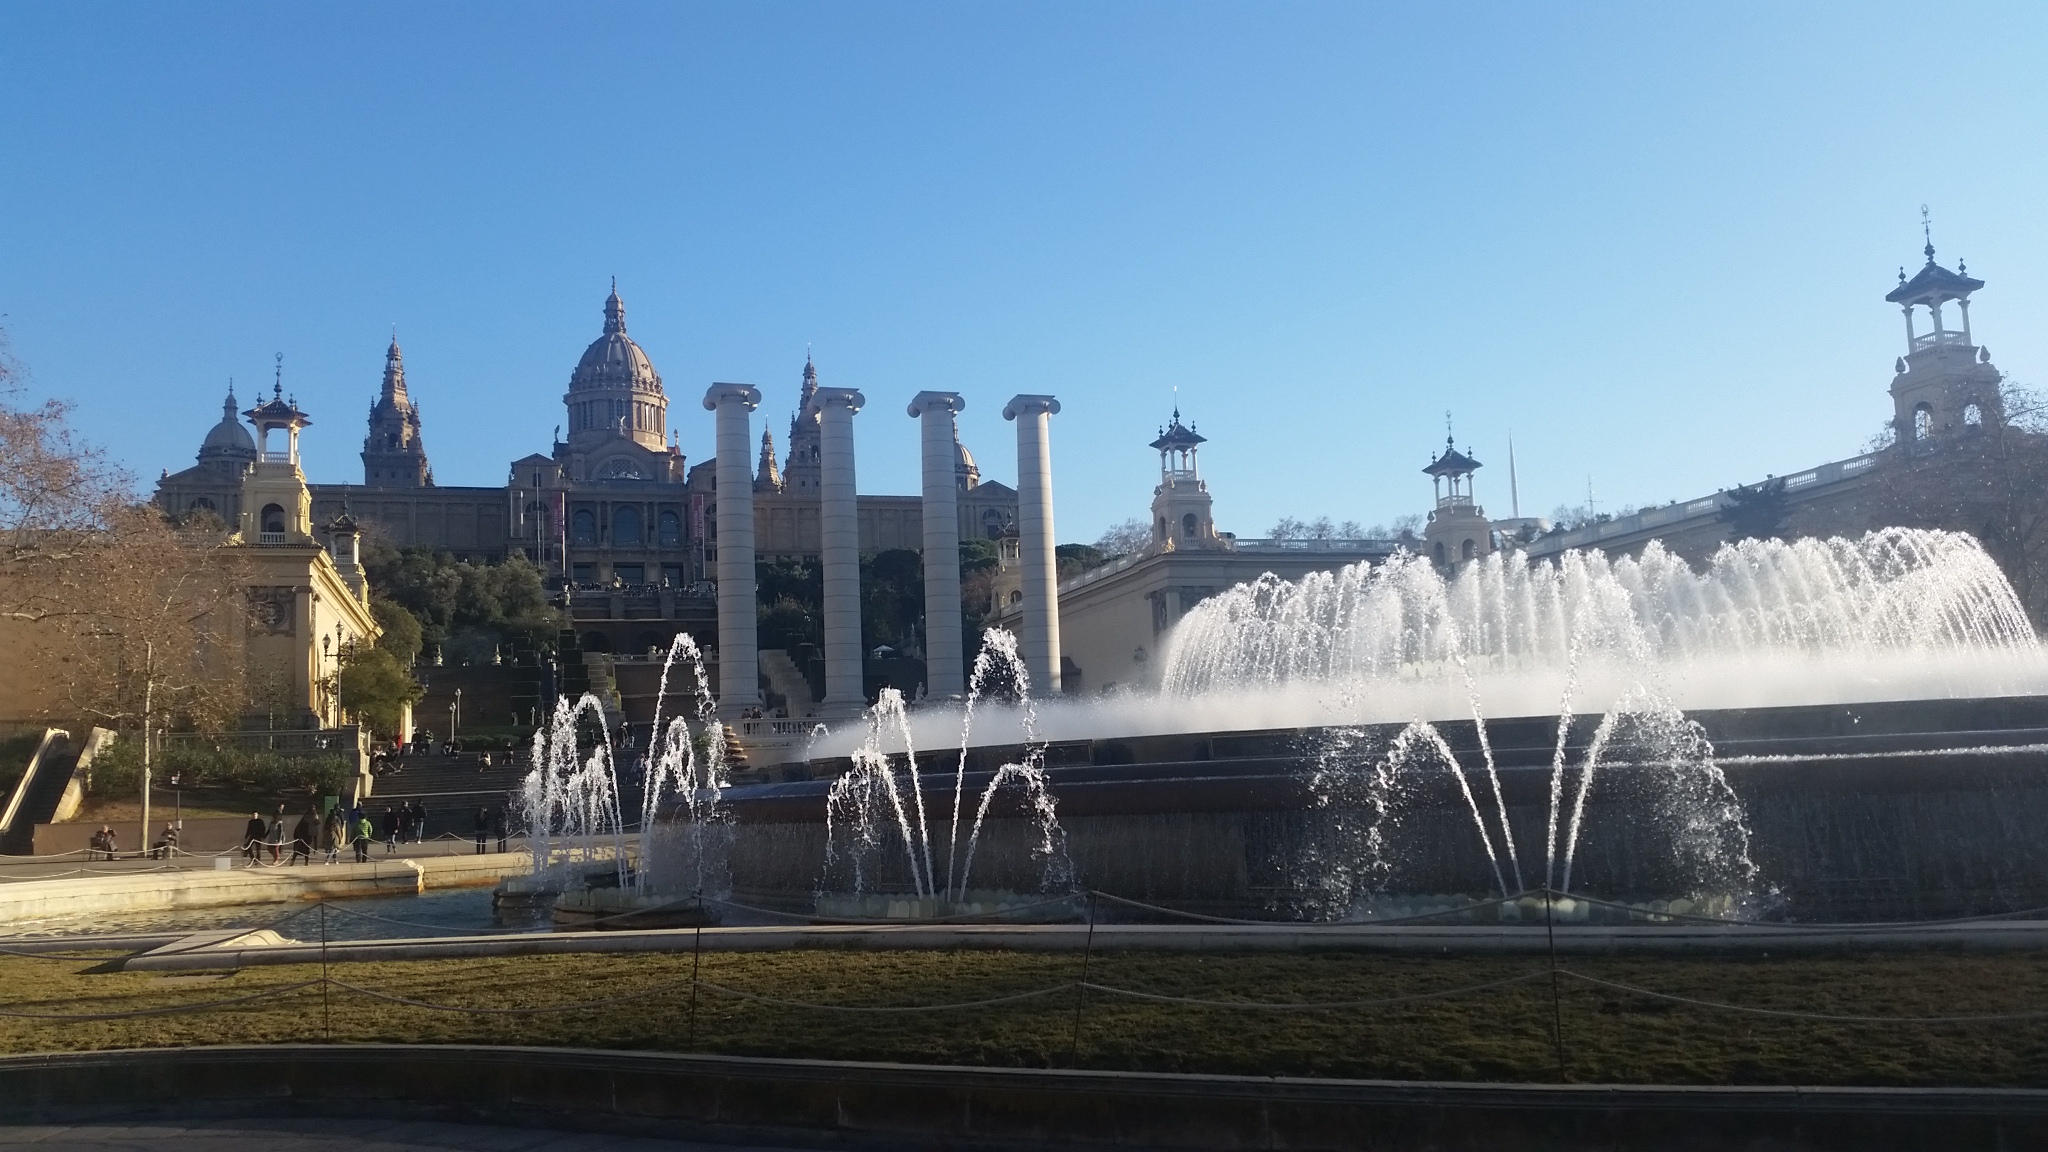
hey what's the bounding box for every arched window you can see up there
[1432,541,1447,565]
[572,509,597,545]
[260,503,286,537]
[1008,589,1023,605]
[1181,513,1198,538]
[658,510,682,547]
[614,506,642,547]
[1913,402,1934,441]
[1461,538,1477,561]
[1964,402,1984,427]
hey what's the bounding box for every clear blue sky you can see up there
[5,3,2046,542]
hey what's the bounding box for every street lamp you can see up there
[450,688,462,747]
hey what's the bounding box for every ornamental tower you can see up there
[1422,429,1492,567]
[781,354,824,492]
[564,281,668,452]
[362,337,433,487]
[1148,406,1220,551]
[1885,217,2004,445]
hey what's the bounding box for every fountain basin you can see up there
[812,890,1083,923]
[550,889,717,931]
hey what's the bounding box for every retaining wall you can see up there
[0,1045,2044,1150]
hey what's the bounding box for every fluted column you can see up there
[816,386,867,715]
[703,383,763,719]
[908,392,967,699]
[1002,394,1062,695]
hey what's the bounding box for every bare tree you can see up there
[1854,380,2048,627]
[1093,518,1153,557]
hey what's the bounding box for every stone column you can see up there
[908,392,967,699]
[1002,394,1062,695]
[703,383,763,719]
[816,386,867,716]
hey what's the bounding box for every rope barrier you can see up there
[1557,969,2048,1024]
[1078,972,1549,1011]
[0,981,320,1021]
[701,892,1083,926]
[1087,889,1523,927]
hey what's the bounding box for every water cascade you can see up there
[819,630,1073,915]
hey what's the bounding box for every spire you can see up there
[603,278,626,335]
[222,382,238,419]
[381,335,409,406]
[756,429,782,491]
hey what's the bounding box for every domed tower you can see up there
[954,426,981,490]
[564,281,668,452]
[362,337,432,487]
[1885,217,2003,445]
[1149,406,1220,550]
[197,386,258,477]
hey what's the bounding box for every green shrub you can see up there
[88,737,352,799]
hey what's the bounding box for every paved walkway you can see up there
[0,1118,794,1151]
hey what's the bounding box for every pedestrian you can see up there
[395,802,411,845]
[352,812,373,863]
[267,807,286,863]
[243,811,266,863]
[382,804,398,853]
[412,801,428,843]
[322,807,345,865]
[491,807,507,854]
[473,807,489,854]
[289,810,314,865]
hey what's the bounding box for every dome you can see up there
[569,284,663,394]
[953,431,980,490]
[198,389,257,461]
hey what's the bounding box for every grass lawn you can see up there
[3,948,2046,1086]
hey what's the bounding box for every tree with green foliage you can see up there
[361,543,562,660]
[371,597,423,664]
[334,645,423,737]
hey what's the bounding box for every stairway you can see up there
[759,649,818,718]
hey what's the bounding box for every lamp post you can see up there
[321,634,333,726]
[451,688,461,747]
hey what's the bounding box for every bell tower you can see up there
[362,336,433,487]
[238,363,315,545]
[1422,427,1492,568]
[1148,407,1221,551]
[1886,212,2003,446]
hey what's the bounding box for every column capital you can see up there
[814,386,866,414]
[907,391,966,418]
[702,383,762,412]
[1003,394,1061,421]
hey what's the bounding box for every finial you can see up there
[1958,258,1967,275]
[1172,385,1180,422]
[1898,266,1907,286]
[274,353,284,398]
[1445,410,1454,449]
[1921,204,1935,263]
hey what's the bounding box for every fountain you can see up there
[505,633,732,928]
[814,630,1075,920]
[714,528,2048,923]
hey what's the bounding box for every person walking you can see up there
[491,807,507,854]
[381,804,398,853]
[242,812,266,863]
[352,812,373,863]
[322,807,345,865]
[412,800,428,844]
[473,807,489,854]
[289,810,314,866]
[266,807,286,864]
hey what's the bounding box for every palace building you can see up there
[157,283,1018,658]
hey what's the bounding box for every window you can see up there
[572,509,597,545]
[615,564,644,583]
[524,502,550,536]
[1913,402,1934,441]
[1158,517,1168,540]
[260,503,286,537]
[658,510,682,546]
[1182,513,1198,537]
[661,564,684,587]
[1965,402,1984,426]
[572,563,594,583]
[1461,538,1477,561]
[614,506,642,547]
[1432,541,1447,565]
